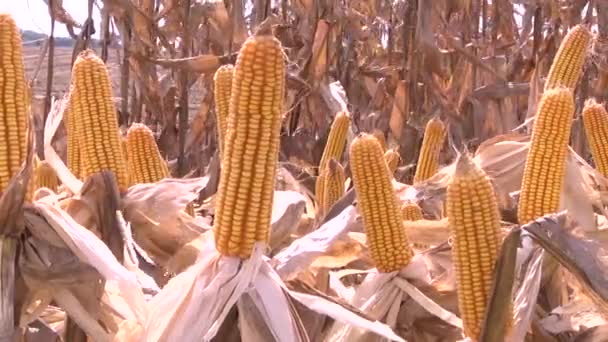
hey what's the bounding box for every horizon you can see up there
[1,1,101,39]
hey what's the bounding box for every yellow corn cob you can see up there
[447,153,506,340]
[120,132,130,185]
[384,149,400,175]
[413,117,446,183]
[371,129,388,151]
[518,88,574,224]
[350,133,414,272]
[544,25,591,90]
[121,133,128,163]
[65,97,82,179]
[0,14,28,192]
[213,64,234,158]
[315,171,326,210]
[126,123,170,185]
[401,201,427,249]
[316,112,350,204]
[213,34,286,258]
[401,201,423,221]
[70,50,129,190]
[34,159,59,193]
[318,111,350,173]
[582,99,608,178]
[320,158,345,216]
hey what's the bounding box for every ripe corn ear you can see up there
[384,149,400,175]
[0,14,29,192]
[315,171,326,210]
[544,25,591,90]
[70,50,129,190]
[316,112,350,205]
[65,98,81,179]
[414,117,446,183]
[126,123,170,185]
[318,111,350,173]
[447,153,506,340]
[320,158,345,216]
[350,133,414,272]
[518,88,574,224]
[401,202,423,221]
[213,64,234,158]
[34,159,59,193]
[213,34,286,258]
[582,99,608,178]
[401,201,427,249]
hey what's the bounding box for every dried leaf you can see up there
[479,227,519,341]
[144,54,234,74]
[272,206,357,280]
[525,214,608,315]
[389,81,408,139]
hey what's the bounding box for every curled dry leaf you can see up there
[143,54,236,74]
[121,177,209,269]
[269,190,308,253]
[29,202,148,323]
[524,213,608,316]
[272,205,357,280]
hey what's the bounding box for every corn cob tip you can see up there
[0,13,17,23]
[544,24,592,90]
[351,133,380,150]
[214,64,235,79]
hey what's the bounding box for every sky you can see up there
[0,0,101,39]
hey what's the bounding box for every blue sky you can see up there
[1,1,101,38]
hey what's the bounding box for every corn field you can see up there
[1,0,608,341]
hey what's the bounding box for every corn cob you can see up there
[413,117,446,183]
[401,201,427,249]
[544,25,591,90]
[447,153,506,340]
[34,159,59,193]
[315,112,350,204]
[315,171,326,211]
[318,111,350,173]
[518,88,574,224]
[70,50,129,190]
[350,133,414,272]
[320,158,345,216]
[213,34,286,258]
[126,123,170,185]
[384,149,400,175]
[582,99,608,178]
[213,64,234,158]
[401,201,423,221]
[0,14,29,193]
[372,129,388,151]
[120,133,128,163]
[65,98,82,179]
